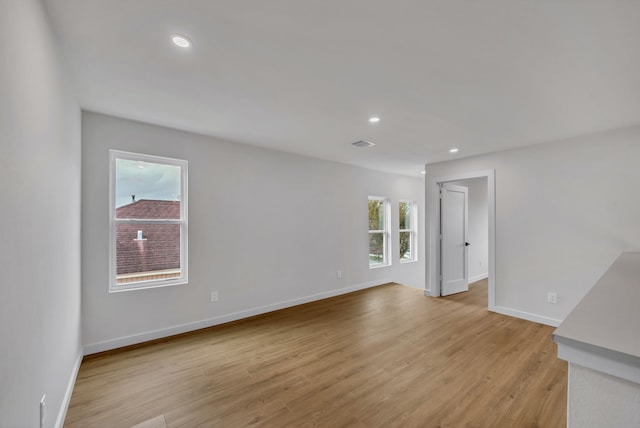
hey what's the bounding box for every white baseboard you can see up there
[491,305,562,327]
[55,348,83,428]
[469,273,489,283]
[84,279,391,355]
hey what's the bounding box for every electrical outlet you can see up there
[211,291,218,302]
[40,395,46,428]
[547,292,558,304]
[337,270,342,279]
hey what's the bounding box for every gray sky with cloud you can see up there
[115,159,181,207]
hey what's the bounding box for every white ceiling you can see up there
[45,0,640,176]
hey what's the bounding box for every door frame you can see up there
[425,169,496,311]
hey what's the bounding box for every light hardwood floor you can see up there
[65,281,567,427]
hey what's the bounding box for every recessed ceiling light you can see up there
[368,116,380,123]
[352,140,376,148]
[449,147,459,154]
[171,34,192,48]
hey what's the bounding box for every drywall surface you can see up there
[0,1,82,427]
[450,178,488,282]
[569,363,640,428]
[81,112,425,351]
[426,125,640,322]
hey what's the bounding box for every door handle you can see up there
[465,242,470,246]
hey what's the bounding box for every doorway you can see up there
[426,170,496,310]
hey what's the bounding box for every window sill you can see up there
[109,279,188,293]
[369,263,391,269]
[400,259,418,264]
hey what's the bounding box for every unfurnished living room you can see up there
[2,1,640,427]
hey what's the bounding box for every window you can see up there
[110,150,188,291]
[369,196,390,267]
[399,200,417,262]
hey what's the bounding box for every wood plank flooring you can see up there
[65,280,567,427]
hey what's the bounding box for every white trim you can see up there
[54,348,83,428]
[469,273,488,283]
[426,169,495,312]
[369,263,391,270]
[83,279,391,355]
[115,218,183,224]
[109,278,188,293]
[492,305,562,327]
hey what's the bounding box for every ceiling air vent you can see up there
[351,140,375,148]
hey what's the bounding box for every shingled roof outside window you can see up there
[115,200,181,281]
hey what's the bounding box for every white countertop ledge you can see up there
[553,251,640,384]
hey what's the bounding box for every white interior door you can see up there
[440,183,469,296]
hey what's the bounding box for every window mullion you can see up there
[115,218,182,224]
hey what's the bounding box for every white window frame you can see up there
[368,196,391,268]
[109,150,188,292]
[399,200,417,263]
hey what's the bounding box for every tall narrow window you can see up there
[369,196,390,268]
[399,200,417,262]
[110,150,188,292]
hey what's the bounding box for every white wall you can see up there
[450,178,488,282]
[426,126,640,323]
[0,1,82,427]
[81,112,425,352]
